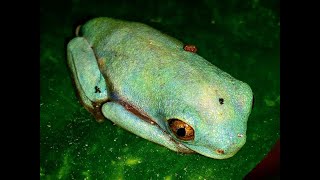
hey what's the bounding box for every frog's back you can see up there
[80,17,227,87]
[79,17,251,120]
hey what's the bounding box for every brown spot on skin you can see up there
[216,149,225,154]
[118,100,156,125]
[183,44,197,53]
[90,101,107,123]
[238,134,244,138]
[97,58,105,67]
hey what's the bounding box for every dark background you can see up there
[40,0,280,179]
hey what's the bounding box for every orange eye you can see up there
[168,119,194,141]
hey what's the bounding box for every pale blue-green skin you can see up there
[67,17,253,159]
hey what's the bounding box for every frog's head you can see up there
[164,80,253,159]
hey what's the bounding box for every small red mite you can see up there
[183,44,197,53]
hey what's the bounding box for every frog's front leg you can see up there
[67,37,109,122]
[101,102,194,153]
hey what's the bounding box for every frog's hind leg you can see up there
[67,37,109,122]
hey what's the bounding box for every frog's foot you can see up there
[101,102,195,153]
[67,37,109,122]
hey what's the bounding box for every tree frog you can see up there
[67,17,253,159]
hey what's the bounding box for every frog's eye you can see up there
[168,119,194,141]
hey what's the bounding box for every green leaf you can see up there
[40,0,279,179]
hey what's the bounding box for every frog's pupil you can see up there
[177,128,186,137]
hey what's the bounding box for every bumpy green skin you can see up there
[67,17,253,159]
